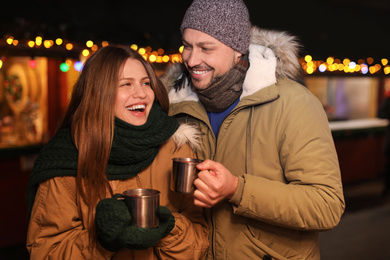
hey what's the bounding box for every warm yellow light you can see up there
[102,41,109,47]
[12,40,18,46]
[44,40,53,48]
[367,57,374,65]
[91,44,98,51]
[27,41,35,48]
[131,44,138,51]
[382,59,388,66]
[157,48,164,55]
[355,65,361,72]
[171,54,181,63]
[0,60,3,69]
[384,66,390,74]
[304,55,312,63]
[6,37,13,45]
[65,59,72,66]
[142,54,148,60]
[163,55,170,63]
[138,48,146,55]
[35,36,42,46]
[306,67,314,74]
[307,61,314,67]
[179,46,184,53]
[342,58,350,66]
[146,46,152,53]
[56,38,63,45]
[86,40,93,48]
[149,55,157,62]
[66,43,74,50]
[369,66,376,74]
[326,57,334,65]
[82,49,90,57]
[156,56,163,63]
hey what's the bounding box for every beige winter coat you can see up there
[26,126,209,259]
[164,27,345,259]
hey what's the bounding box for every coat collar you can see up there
[162,26,302,105]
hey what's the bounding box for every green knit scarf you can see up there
[26,103,179,218]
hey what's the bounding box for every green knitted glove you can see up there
[95,194,131,252]
[120,206,176,250]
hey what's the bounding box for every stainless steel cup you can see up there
[122,188,160,228]
[171,158,203,193]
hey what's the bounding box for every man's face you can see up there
[182,28,242,90]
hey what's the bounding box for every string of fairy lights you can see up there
[1,35,390,75]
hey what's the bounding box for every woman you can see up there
[26,45,208,259]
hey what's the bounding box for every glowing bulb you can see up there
[60,62,69,72]
[179,46,184,53]
[74,61,84,71]
[66,43,73,50]
[138,48,146,55]
[44,40,52,48]
[82,49,90,57]
[35,36,42,46]
[304,55,312,63]
[382,59,388,66]
[163,55,170,63]
[6,37,13,45]
[319,64,327,72]
[326,57,334,65]
[56,38,63,45]
[28,41,35,48]
[0,60,3,69]
[343,58,350,66]
[28,59,37,69]
[65,59,72,66]
[131,44,138,50]
[149,55,157,62]
[306,67,314,74]
[86,40,93,48]
[349,62,356,69]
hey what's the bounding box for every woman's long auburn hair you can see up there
[59,45,170,234]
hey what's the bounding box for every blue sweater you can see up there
[207,99,239,138]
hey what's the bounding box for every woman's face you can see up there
[115,58,155,126]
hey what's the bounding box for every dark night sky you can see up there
[1,0,390,60]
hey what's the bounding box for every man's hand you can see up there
[193,159,238,208]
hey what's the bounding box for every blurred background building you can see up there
[0,0,389,259]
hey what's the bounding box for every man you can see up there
[163,0,345,259]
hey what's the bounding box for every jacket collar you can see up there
[163,26,302,106]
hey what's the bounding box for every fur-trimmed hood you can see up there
[161,26,303,103]
[172,123,201,151]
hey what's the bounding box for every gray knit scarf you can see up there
[194,55,249,112]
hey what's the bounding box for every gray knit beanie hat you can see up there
[180,0,251,54]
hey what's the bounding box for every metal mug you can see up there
[171,158,203,193]
[122,188,160,228]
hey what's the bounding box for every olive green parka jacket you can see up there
[163,27,345,260]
